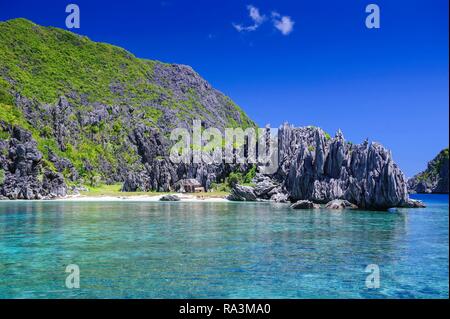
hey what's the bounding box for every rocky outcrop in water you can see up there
[325,199,358,210]
[291,200,320,209]
[271,124,410,210]
[404,199,426,208]
[159,194,181,201]
[0,125,67,199]
[228,124,412,210]
[270,192,289,203]
[408,148,449,194]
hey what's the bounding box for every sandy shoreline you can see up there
[54,194,230,202]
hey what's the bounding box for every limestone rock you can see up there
[270,192,289,203]
[121,172,151,192]
[325,199,358,210]
[404,199,426,208]
[291,200,320,209]
[253,174,278,199]
[0,126,67,199]
[42,171,67,198]
[274,124,409,210]
[408,148,449,194]
[160,194,181,201]
[227,184,257,201]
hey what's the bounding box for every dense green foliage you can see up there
[416,148,449,182]
[209,165,257,192]
[0,18,255,186]
[0,168,4,185]
[0,18,160,106]
[227,166,257,188]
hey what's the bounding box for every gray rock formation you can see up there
[42,171,67,198]
[121,172,151,192]
[270,192,289,203]
[159,194,181,201]
[404,199,426,208]
[253,174,288,202]
[121,160,237,193]
[227,184,257,201]
[0,125,67,199]
[408,148,449,194]
[224,124,413,210]
[291,200,320,209]
[253,174,279,199]
[325,199,358,210]
[272,124,409,210]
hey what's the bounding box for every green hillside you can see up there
[0,18,254,185]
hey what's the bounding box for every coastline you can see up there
[53,193,230,202]
[1,189,441,206]
[1,191,442,204]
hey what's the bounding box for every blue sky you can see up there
[0,0,448,176]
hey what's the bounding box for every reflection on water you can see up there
[0,195,448,298]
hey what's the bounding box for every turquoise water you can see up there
[0,194,448,299]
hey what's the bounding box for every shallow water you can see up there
[0,194,448,298]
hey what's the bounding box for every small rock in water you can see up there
[160,194,181,201]
[291,200,320,209]
[325,199,358,210]
[271,192,289,203]
[404,199,426,208]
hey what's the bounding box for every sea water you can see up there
[0,194,448,298]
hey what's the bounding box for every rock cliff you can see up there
[274,124,409,209]
[408,148,449,194]
[228,124,412,210]
[0,18,253,195]
[0,124,66,199]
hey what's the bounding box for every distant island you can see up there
[408,148,449,194]
[0,18,435,210]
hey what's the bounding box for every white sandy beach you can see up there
[55,194,230,202]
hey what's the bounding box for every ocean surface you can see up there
[0,194,448,299]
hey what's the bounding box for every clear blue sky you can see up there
[0,0,448,176]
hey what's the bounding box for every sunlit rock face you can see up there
[273,124,409,210]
